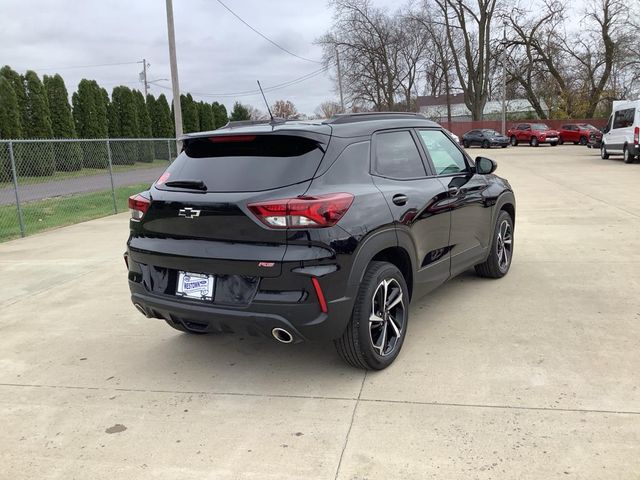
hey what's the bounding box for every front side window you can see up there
[417,129,468,175]
[373,131,426,179]
[531,124,550,131]
[613,108,635,129]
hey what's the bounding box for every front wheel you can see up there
[482,140,490,149]
[558,137,564,145]
[463,140,470,148]
[530,137,539,147]
[510,136,518,146]
[475,210,514,279]
[579,136,588,145]
[335,261,409,370]
[550,142,558,147]
[601,144,609,159]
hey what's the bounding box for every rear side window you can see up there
[373,131,426,179]
[159,135,325,192]
[613,108,635,129]
[417,130,468,175]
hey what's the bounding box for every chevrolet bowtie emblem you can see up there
[178,207,201,219]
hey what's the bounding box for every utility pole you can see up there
[142,58,149,97]
[501,19,508,135]
[165,0,183,148]
[336,47,345,113]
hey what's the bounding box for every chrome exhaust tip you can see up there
[271,327,293,344]
[133,303,149,317]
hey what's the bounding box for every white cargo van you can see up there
[601,100,640,163]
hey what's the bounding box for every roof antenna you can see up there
[257,80,275,124]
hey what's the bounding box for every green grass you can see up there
[0,159,169,188]
[0,183,150,242]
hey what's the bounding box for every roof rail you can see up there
[218,118,287,129]
[324,112,427,124]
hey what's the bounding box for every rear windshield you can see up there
[158,134,325,192]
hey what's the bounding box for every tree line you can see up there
[319,0,640,120]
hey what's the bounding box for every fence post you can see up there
[8,141,26,238]
[106,140,118,214]
[167,139,172,162]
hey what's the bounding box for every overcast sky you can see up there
[0,0,398,115]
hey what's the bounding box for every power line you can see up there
[155,65,331,98]
[215,0,322,64]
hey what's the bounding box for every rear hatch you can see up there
[128,131,330,286]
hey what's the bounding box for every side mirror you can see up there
[475,156,497,175]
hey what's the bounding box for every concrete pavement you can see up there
[0,145,639,479]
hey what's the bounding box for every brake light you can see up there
[128,194,150,221]
[209,135,256,143]
[635,126,639,145]
[248,193,354,229]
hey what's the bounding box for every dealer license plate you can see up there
[176,271,215,301]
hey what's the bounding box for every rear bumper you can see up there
[130,283,353,342]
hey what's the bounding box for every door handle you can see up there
[392,194,408,206]
[448,187,459,197]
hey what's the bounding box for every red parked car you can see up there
[558,123,600,145]
[507,123,560,147]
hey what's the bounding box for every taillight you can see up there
[634,126,639,145]
[248,193,354,229]
[128,194,150,221]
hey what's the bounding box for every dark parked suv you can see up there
[125,113,516,370]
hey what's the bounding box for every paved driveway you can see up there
[0,145,639,479]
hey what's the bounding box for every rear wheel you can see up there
[531,137,539,147]
[623,145,635,164]
[482,139,490,149]
[475,210,514,279]
[335,261,409,370]
[510,136,518,146]
[601,144,609,159]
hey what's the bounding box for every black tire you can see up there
[623,145,635,164]
[475,210,514,279]
[530,137,539,147]
[550,142,558,146]
[601,144,609,159]
[164,318,208,334]
[463,140,470,148]
[482,139,490,149]
[573,141,579,145]
[501,145,508,148]
[510,135,518,146]
[558,137,564,145]
[335,261,409,370]
[579,136,588,145]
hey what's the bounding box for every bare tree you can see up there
[271,100,299,119]
[315,101,342,118]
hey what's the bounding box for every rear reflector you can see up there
[311,277,328,313]
[634,126,639,145]
[128,194,150,221]
[248,193,354,229]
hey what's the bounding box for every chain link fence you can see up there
[0,138,177,242]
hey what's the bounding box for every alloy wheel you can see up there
[369,278,405,357]
[496,220,513,273]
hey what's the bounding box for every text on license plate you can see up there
[176,271,215,301]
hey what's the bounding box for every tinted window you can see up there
[518,124,530,130]
[613,108,635,129]
[159,135,324,192]
[531,124,549,131]
[418,130,468,175]
[373,131,426,179]
[483,129,500,136]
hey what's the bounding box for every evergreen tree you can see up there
[43,74,82,171]
[212,102,229,128]
[229,101,250,121]
[72,79,108,168]
[0,77,22,181]
[148,93,173,159]
[198,101,215,131]
[96,86,109,138]
[133,89,154,162]
[0,66,28,133]
[21,70,54,176]
[180,93,199,133]
[110,86,138,164]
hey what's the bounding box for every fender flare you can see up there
[492,191,517,226]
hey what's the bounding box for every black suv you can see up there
[126,113,516,370]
